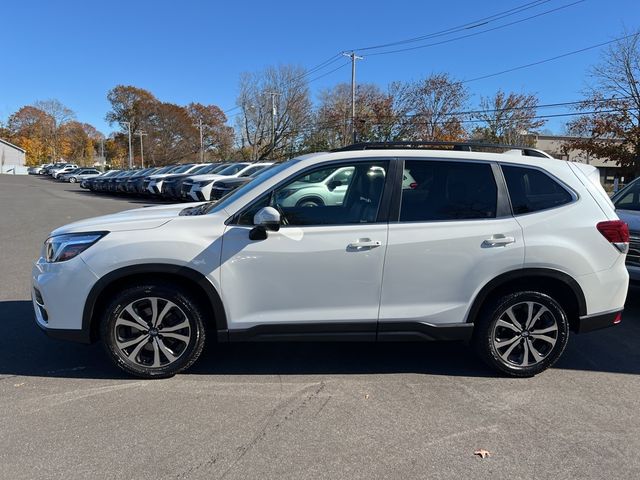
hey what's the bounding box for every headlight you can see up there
[44,232,107,263]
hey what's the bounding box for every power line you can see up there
[461,32,640,83]
[351,0,552,52]
[366,0,585,57]
[222,54,343,115]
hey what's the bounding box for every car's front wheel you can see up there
[69,177,77,183]
[473,291,569,377]
[100,283,207,378]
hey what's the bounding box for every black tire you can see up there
[473,291,569,377]
[69,177,77,183]
[296,197,323,208]
[100,282,207,379]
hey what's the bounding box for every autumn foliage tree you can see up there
[564,32,640,176]
[105,85,232,165]
[5,101,100,165]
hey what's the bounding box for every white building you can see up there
[0,138,27,174]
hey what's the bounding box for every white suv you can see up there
[32,143,630,378]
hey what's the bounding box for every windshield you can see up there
[217,163,248,176]
[203,160,298,214]
[240,165,270,177]
[154,165,176,174]
[190,164,213,175]
[173,164,195,174]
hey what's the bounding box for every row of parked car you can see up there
[78,162,275,202]
[29,162,102,182]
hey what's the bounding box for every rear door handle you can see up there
[347,238,382,250]
[482,235,516,248]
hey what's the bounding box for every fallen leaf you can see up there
[364,394,369,400]
[474,449,491,459]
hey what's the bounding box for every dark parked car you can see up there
[161,163,226,199]
[125,167,161,194]
[612,177,640,282]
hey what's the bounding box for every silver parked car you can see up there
[612,177,640,281]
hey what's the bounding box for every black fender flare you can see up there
[83,263,228,342]
[465,268,587,323]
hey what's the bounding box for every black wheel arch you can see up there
[295,195,325,207]
[466,268,587,332]
[83,264,228,343]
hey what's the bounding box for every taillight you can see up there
[613,312,622,324]
[597,220,629,253]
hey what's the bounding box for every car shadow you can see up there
[1,285,639,380]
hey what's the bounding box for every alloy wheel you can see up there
[113,297,192,368]
[491,301,559,368]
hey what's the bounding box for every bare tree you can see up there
[33,99,75,161]
[564,31,640,176]
[236,65,312,160]
[407,73,469,141]
[472,90,546,146]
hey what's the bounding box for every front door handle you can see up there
[347,238,382,250]
[482,235,516,248]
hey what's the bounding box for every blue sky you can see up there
[1,0,637,135]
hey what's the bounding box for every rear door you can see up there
[379,158,525,328]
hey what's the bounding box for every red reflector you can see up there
[613,312,622,324]
[597,220,629,243]
[409,182,418,189]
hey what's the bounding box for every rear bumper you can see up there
[576,309,623,334]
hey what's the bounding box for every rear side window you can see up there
[502,166,573,214]
[400,160,497,221]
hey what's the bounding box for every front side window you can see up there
[237,161,388,226]
[400,160,498,221]
[502,165,573,214]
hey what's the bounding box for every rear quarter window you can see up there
[502,165,573,214]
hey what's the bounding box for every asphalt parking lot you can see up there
[1,174,639,479]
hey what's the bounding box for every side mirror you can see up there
[327,179,342,191]
[249,206,281,240]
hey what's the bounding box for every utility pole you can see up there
[137,131,147,168]
[342,52,363,144]
[266,91,280,155]
[197,119,204,163]
[122,121,133,169]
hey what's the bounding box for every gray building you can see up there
[530,134,622,186]
[0,138,27,174]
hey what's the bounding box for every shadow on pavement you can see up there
[1,285,639,380]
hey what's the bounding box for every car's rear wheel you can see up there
[69,177,77,183]
[100,283,207,378]
[473,291,569,377]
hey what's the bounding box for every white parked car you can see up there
[32,143,629,378]
[185,162,273,201]
[59,168,102,183]
[50,164,78,179]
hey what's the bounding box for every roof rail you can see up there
[331,141,553,158]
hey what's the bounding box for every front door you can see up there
[220,159,391,334]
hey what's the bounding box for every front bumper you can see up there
[32,256,99,343]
